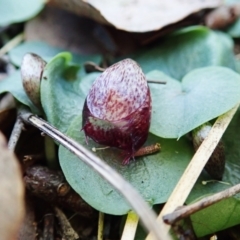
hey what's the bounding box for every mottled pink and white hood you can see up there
[82,59,151,164]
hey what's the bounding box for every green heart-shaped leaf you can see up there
[59,115,193,215]
[41,52,82,133]
[9,41,62,66]
[0,0,44,27]
[148,67,240,138]
[132,26,236,79]
[9,41,101,77]
[41,52,101,133]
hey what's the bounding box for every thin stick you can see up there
[147,80,166,84]
[8,116,24,151]
[98,212,104,240]
[146,104,239,240]
[163,182,240,225]
[83,62,166,85]
[84,61,105,73]
[0,33,24,57]
[121,212,139,240]
[134,143,160,157]
[20,113,164,240]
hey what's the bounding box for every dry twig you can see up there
[0,33,24,57]
[163,183,240,225]
[83,62,166,84]
[8,115,24,151]
[24,165,96,218]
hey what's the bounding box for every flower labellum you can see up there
[82,59,151,165]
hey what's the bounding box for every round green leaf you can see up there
[148,67,240,138]
[225,18,240,38]
[0,0,44,27]
[9,41,62,66]
[0,70,40,114]
[59,115,193,215]
[133,26,236,80]
[9,41,101,77]
[40,52,84,133]
[40,52,101,133]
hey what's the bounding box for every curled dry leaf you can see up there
[205,4,240,29]
[82,59,151,164]
[0,132,25,239]
[48,0,221,32]
[21,53,46,110]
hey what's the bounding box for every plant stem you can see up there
[121,211,139,240]
[98,212,104,240]
[44,135,58,169]
[0,32,24,57]
[20,112,165,240]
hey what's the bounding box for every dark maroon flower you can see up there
[82,59,151,164]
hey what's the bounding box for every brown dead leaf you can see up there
[17,196,37,240]
[25,6,110,55]
[48,0,222,32]
[205,3,240,29]
[0,132,25,240]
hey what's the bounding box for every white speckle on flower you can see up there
[87,59,148,121]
